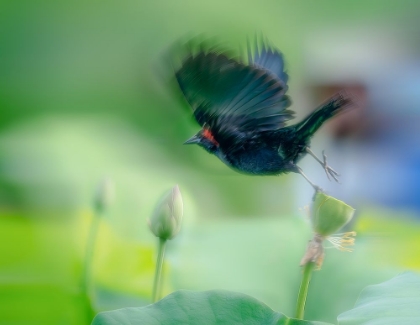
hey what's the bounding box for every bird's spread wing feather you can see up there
[175,50,293,150]
[248,38,289,85]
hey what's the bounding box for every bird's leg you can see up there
[296,166,322,192]
[305,147,340,182]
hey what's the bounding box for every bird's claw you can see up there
[321,150,340,182]
[313,185,323,193]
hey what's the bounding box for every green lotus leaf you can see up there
[338,272,420,325]
[92,290,333,325]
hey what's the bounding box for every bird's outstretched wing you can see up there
[248,39,289,85]
[175,50,293,150]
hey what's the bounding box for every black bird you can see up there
[175,40,351,190]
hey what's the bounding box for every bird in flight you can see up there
[174,39,351,190]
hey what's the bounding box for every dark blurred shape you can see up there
[311,84,368,139]
[173,37,352,188]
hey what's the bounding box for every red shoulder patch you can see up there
[202,128,219,146]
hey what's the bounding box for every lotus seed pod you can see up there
[312,191,355,237]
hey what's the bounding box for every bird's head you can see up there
[184,128,219,154]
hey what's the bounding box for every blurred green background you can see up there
[1,1,420,324]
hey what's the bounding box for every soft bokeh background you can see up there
[1,1,420,324]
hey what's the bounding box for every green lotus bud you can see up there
[312,191,355,237]
[149,185,183,240]
[94,178,115,214]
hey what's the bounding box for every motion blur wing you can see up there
[175,50,293,149]
[248,38,289,86]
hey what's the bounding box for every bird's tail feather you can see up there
[295,93,352,140]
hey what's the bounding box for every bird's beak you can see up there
[183,134,200,145]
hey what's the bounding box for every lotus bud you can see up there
[149,185,183,240]
[94,178,115,214]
